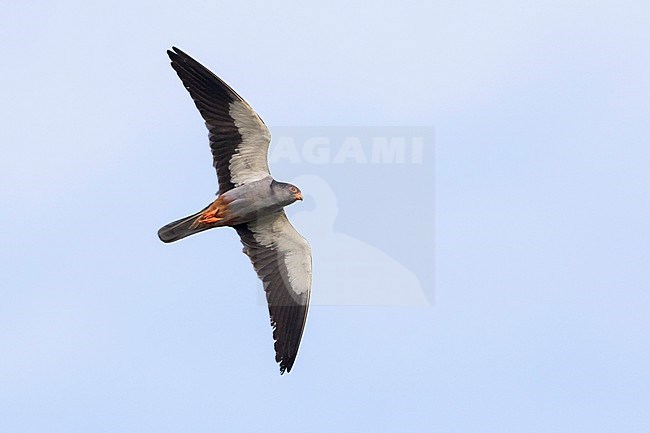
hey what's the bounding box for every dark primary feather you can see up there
[236,220,310,374]
[167,47,247,194]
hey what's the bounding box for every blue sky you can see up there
[1,1,649,432]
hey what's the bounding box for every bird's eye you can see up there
[289,186,298,193]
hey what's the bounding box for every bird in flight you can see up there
[158,47,312,374]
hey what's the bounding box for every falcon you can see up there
[158,47,312,374]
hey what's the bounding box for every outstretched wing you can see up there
[167,47,271,194]
[236,211,312,374]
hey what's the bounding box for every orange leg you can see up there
[197,210,222,224]
[189,196,231,229]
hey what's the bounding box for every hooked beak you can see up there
[294,192,303,201]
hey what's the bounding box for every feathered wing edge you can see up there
[236,212,312,374]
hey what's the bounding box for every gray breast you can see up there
[222,176,285,223]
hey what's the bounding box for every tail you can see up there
[158,206,213,243]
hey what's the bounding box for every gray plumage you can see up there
[158,47,312,374]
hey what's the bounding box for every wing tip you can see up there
[279,356,296,375]
[167,46,180,62]
[275,333,300,375]
[167,46,191,65]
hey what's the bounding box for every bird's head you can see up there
[288,184,303,202]
[272,181,303,205]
